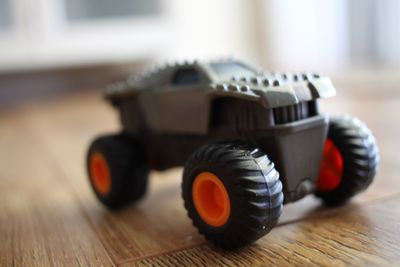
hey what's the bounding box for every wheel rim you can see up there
[89,152,111,195]
[192,172,231,227]
[317,138,344,191]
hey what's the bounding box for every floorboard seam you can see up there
[116,242,207,266]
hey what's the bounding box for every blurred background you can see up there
[1,0,400,107]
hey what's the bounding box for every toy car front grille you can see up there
[273,101,317,124]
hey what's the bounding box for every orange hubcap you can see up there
[192,172,231,227]
[317,139,344,191]
[89,152,111,195]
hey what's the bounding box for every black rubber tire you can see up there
[315,116,379,206]
[182,142,284,249]
[86,134,148,210]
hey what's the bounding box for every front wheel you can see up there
[315,116,379,206]
[182,142,284,249]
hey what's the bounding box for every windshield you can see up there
[210,62,257,80]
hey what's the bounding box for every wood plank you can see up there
[126,195,400,266]
[17,90,400,264]
[0,111,114,266]
[16,94,204,264]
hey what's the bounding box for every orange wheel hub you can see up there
[89,152,111,196]
[192,172,231,227]
[317,139,344,191]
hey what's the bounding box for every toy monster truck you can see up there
[86,59,379,249]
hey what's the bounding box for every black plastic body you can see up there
[117,97,327,203]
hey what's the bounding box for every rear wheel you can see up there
[87,134,148,209]
[182,142,284,249]
[315,116,379,206]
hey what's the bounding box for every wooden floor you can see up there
[1,89,400,266]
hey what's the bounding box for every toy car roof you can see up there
[105,58,336,108]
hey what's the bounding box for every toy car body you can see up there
[86,59,379,249]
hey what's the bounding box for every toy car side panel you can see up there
[138,87,211,134]
[116,95,146,134]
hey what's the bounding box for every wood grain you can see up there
[1,89,400,266]
[127,195,400,266]
[18,95,203,263]
[0,111,114,266]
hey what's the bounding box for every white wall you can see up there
[0,0,261,72]
[259,0,349,73]
[375,0,400,66]
[157,0,262,64]
[2,0,400,77]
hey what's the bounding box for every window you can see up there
[64,0,161,21]
[0,0,11,31]
[172,68,201,85]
